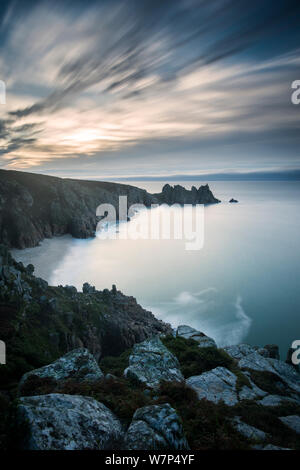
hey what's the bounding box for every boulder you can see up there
[176,325,217,348]
[279,415,300,434]
[224,343,300,396]
[238,352,300,395]
[19,348,103,391]
[238,379,267,401]
[268,359,300,394]
[124,404,189,450]
[231,417,268,441]
[186,367,238,406]
[258,395,299,407]
[124,336,184,388]
[223,344,257,361]
[18,394,123,450]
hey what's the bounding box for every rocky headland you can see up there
[0,245,299,450]
[0,170,220,249]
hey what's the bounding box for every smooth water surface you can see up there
[12,181,300,356]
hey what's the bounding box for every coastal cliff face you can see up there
[0,170,154,249]
[0,244,171,388]
[0,170,220,249]
[0,245,299,450]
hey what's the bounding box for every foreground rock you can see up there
[124,404,189,450]
[224,343,300,396]
[124,337,184,388]
[186,366,266,406]
[19,349,103,392]
[279,416,300,434]
[231,417,268,441]
[18,394,123,450]
[176,325,217,348]
[0,244,172,387]
[186,367,239,406]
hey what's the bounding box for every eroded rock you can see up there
[124,336,184,388]
[279,415,300,434]
[19,348,103,392]
[176,325,217,348]
[124,404,189,450]
[231,417,268,441]
[18,394,123,450]
[186,367,238,406]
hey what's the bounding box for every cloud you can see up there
[0,0,300,173]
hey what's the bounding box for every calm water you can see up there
[12,181,300,357]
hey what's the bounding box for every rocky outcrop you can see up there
[239,354,300,394]
[0,245,172,386]
[19,349,103,392]
[0,170,220,249]
[223,343,257,360]
[186,367,239,406]
[154,183,220,205]
[176,325,217,348]
[124,336,184,388]
[231,417,268,441]
[8,331,300,450]
[18,394,123,450]
[124,404,189,450]
[279,415,300,434]
[259,344,280,360]
[258,395,299,407]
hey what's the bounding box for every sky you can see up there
[0,0,300,180]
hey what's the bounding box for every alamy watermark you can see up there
[0,340,5,365]
[291,80,300,105]
[0,80,6,104]
[291,340,300,365]
[96,196,204,251]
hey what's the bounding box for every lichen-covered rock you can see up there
[186,367,238,406]
[268,359,300,394]
[176,325,217,348]
[261,344,280,360]
[231,417,268,441]
[253,444,291,450]
[239,353,300,394]
[258,395,299,407]
[124,336,184,388]
[124,404,189,450]
[224,344,257,361]
[18,394,124,450]
[19,349,103,391]
[238,379,267,401]
[279,415,300,434]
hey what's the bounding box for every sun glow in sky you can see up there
[0,0,300,179]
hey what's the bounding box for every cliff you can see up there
[0,246,299,451]
[0,170,220,249]
[0,244,171,389]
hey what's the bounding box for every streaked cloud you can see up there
[0,0,299,175]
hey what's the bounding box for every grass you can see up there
[161,335,235,377]
[99,348,132,377]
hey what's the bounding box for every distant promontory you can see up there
[0,170,220,249]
